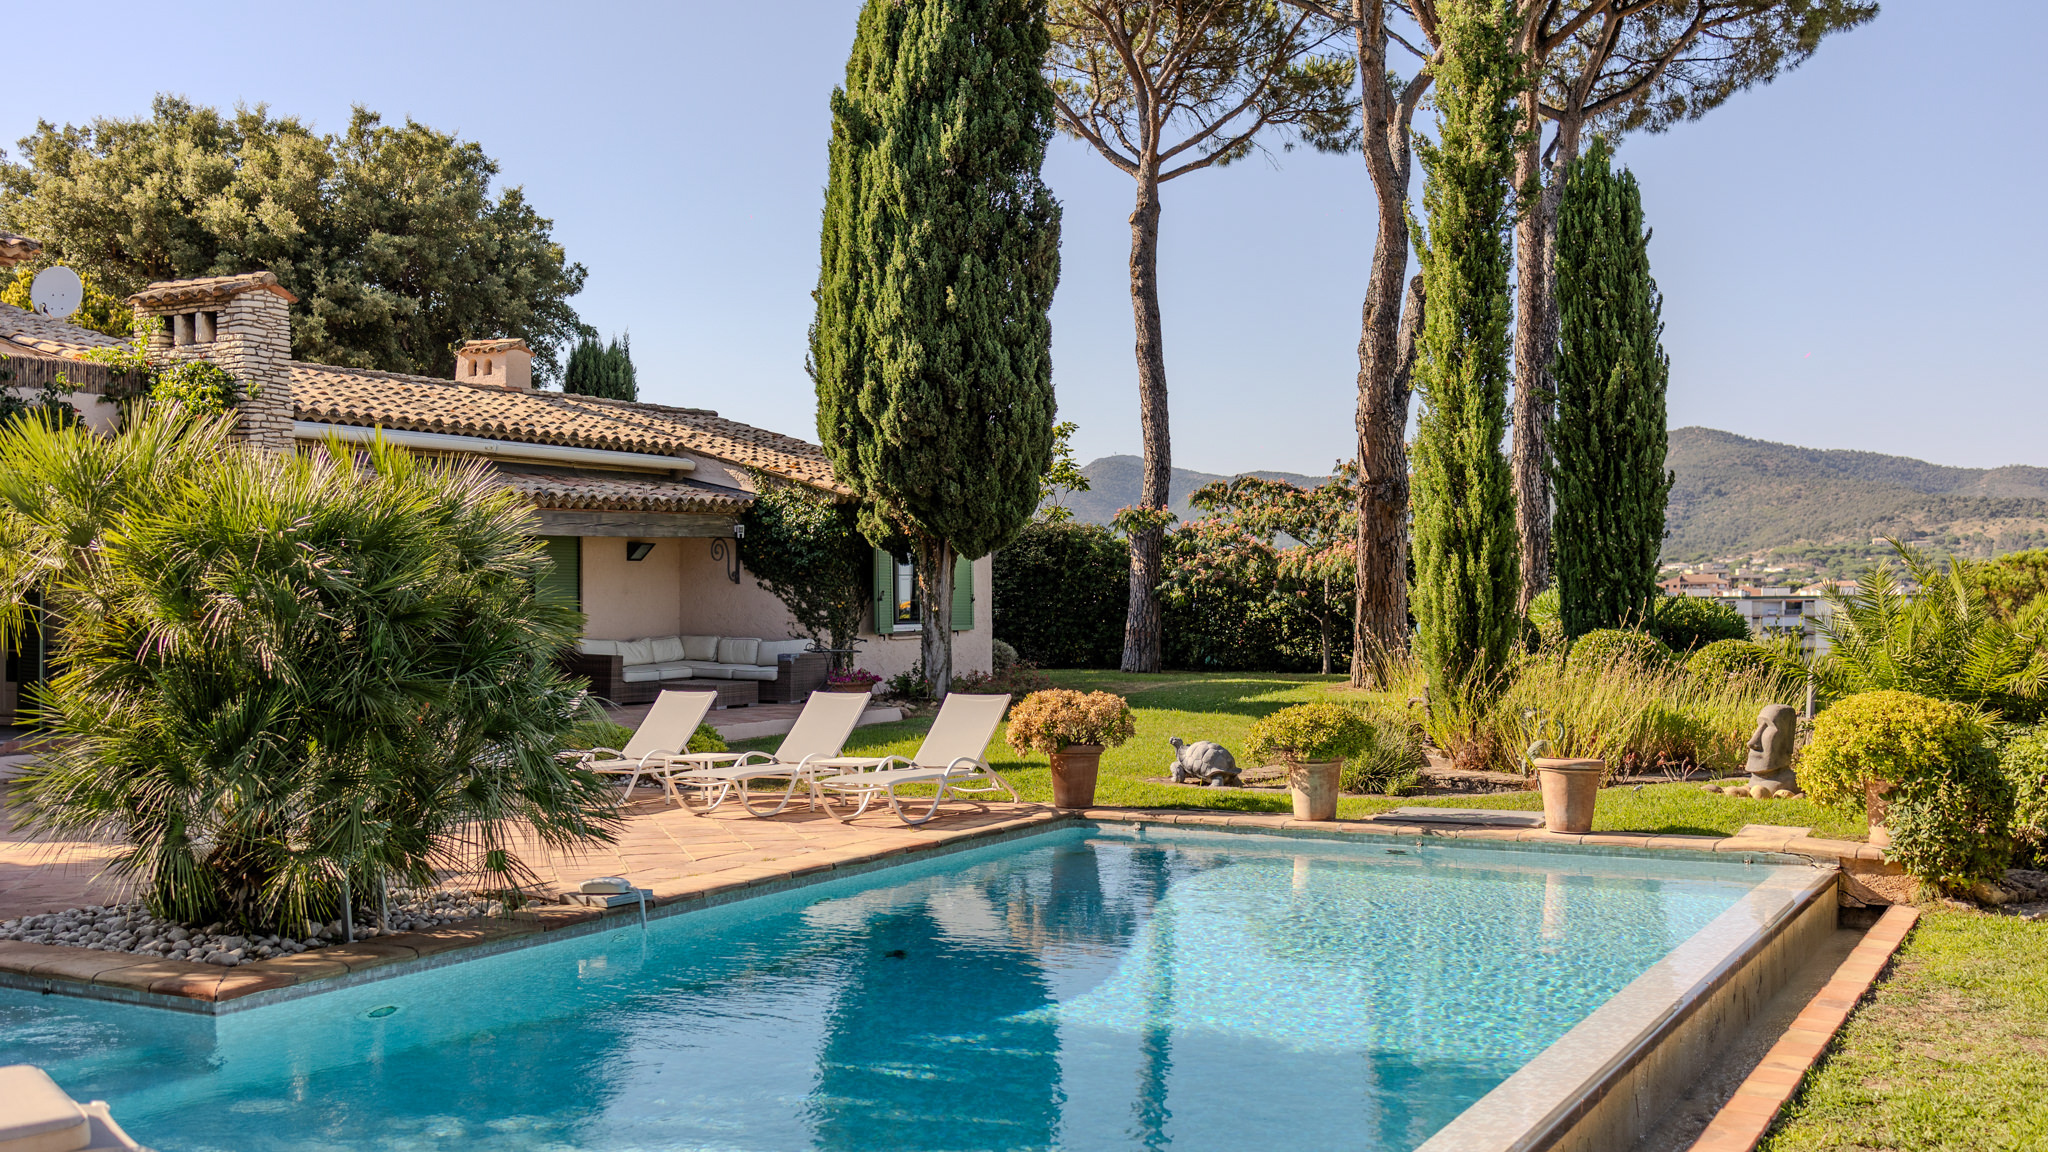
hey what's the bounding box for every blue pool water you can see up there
[0,826,1779,1152]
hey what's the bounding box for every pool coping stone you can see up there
[0,804,1885,1014]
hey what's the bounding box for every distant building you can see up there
[1659,572,1731,597]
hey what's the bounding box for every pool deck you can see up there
[0,791,1903,1011]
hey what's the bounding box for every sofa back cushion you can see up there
[579,638,620,657]
[681,634,720,662]
[716,636,761,666]
[755,639,811,667]
[649,636,687,663]
[617,638,657,667]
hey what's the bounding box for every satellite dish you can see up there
[30,266,83,320]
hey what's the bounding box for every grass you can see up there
[731,670,1868,839]
[1762,910,2048,1151]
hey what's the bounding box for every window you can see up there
[872,549,975,634]
[536,536,581,609]
[892,558,920,630]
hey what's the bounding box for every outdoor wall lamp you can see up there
[625,541,656,562]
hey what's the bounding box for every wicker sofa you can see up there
[563,635,829,707]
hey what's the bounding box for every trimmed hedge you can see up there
[1568,628,1672,670]
[1649,594,1750,652]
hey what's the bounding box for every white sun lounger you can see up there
[563,690,718,806]
[811,692,1017,826]
[659,690,872,817]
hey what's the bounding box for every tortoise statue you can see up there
[1169,737,1241,788]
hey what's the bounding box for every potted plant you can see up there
[1521,715,1605,834]
[825,669,882,694]
[1006,689,1137,808]
[1245,704,1372,821]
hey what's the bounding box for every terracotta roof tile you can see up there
[494,467,752,515]
[0,233,40,267]
[289,362,848,494]
[126,272,298,307]
[0,302,128,358]
[458,338,529,354]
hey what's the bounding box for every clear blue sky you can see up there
[6,1,2040,475]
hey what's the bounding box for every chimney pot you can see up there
[455,339,532,391]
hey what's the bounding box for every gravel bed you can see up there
[0,888,506,967]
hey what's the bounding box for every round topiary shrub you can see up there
[1246,703,1373,764]
[991,638,1019,673]
[1649,595,1750,652]
[1801,690,1990,809]
[1568,628,1671,670]
[1341,713,1429,796]
[1688,638,1801,686]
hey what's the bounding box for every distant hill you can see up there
[1663,427,2048,563]
[1056,455,1330,525]
[1061,432,2048,571]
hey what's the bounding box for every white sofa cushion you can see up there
[649,636,687,663]
[579,638,621,657]
[651,662,696,680]
[616,639,657,668]
[681,635,720,662]
[717,637,761,666]
[726,665,778,682]
[755,639,811,666]
[620,665,665,683]
[683,662,733,680]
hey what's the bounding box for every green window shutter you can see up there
[951,554,974,631]
[538,536,581,610]
[873,547,894,633]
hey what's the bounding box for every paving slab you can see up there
[1371,806,1549,829]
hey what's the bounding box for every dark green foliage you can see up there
[1649,594,1749,652]
[1551,138,1671,640]
[2001,726,2048,868]
[993,522,1129,668]
[1688,638,1800,688]
[738,478,871,655]
[0,410,618,930]
[0,97,589,383]
[563,333,637,401]
[1569,628,1671,670]
[1407,0,1523,706]
[1971,548,2048,622]
[811,0,1062,690]
[1341,712,1428,796]
[1886,758,2014,895]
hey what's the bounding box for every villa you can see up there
[0,245,990,722]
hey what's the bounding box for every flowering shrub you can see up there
[826,669,882,692]
[1245,703,1372,764]
[1005,689,1136,754]
[952,664,1054,696]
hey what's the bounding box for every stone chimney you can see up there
[127,272,298,451]
[454,339,532,391]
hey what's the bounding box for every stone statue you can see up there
[1745,703,1799,793]
[1169,737,1241,787]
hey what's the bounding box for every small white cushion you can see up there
[681,635,720,662]
[579,638,620,657]
[616,639,657,667]
[717,637,760,666]
[727,664,778,682]
[649,636,686,663]
[652,662,696,680]
[755,639,811,666]
[620,665,665,683]
[683,662,733,680]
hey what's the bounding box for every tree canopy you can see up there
[0,96,589,383]
[564,333,638,401]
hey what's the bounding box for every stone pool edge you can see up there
[1414,852,1840,1152]
[0,805,1875,1015]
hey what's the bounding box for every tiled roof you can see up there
[494,466,753,515]
[288,362,849,494]
[458,338,529,354]
[126,272,298,308]
[0,233,40,267]
[0,302,127,358]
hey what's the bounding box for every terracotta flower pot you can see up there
[1288,759,1341,821]
[1533,757,1605,834]
[1865,778,1895,848]
[1049,744,1104,809]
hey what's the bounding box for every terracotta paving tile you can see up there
[89,959,214,992]
[316,940,420,972]
[211,970,300,1000]
[243,953,351,982]
[149,971,225,998]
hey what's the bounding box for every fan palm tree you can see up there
[1815,539,2048,723]
[0,407,618,930]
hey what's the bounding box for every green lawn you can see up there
[1762,911,2048,1151]
[735,671,1868,839]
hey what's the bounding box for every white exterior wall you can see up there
[855,555,993,681]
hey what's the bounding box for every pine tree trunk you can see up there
[1509,92,1555,620]
[1122,175,1169,674]
[918,535,955,697]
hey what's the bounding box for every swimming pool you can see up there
[0,825,1803,1151]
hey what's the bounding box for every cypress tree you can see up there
[811,0,1062,694]
[563,333,636,401]
[1408,0,1523,707]
[1551,138,1671,640]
